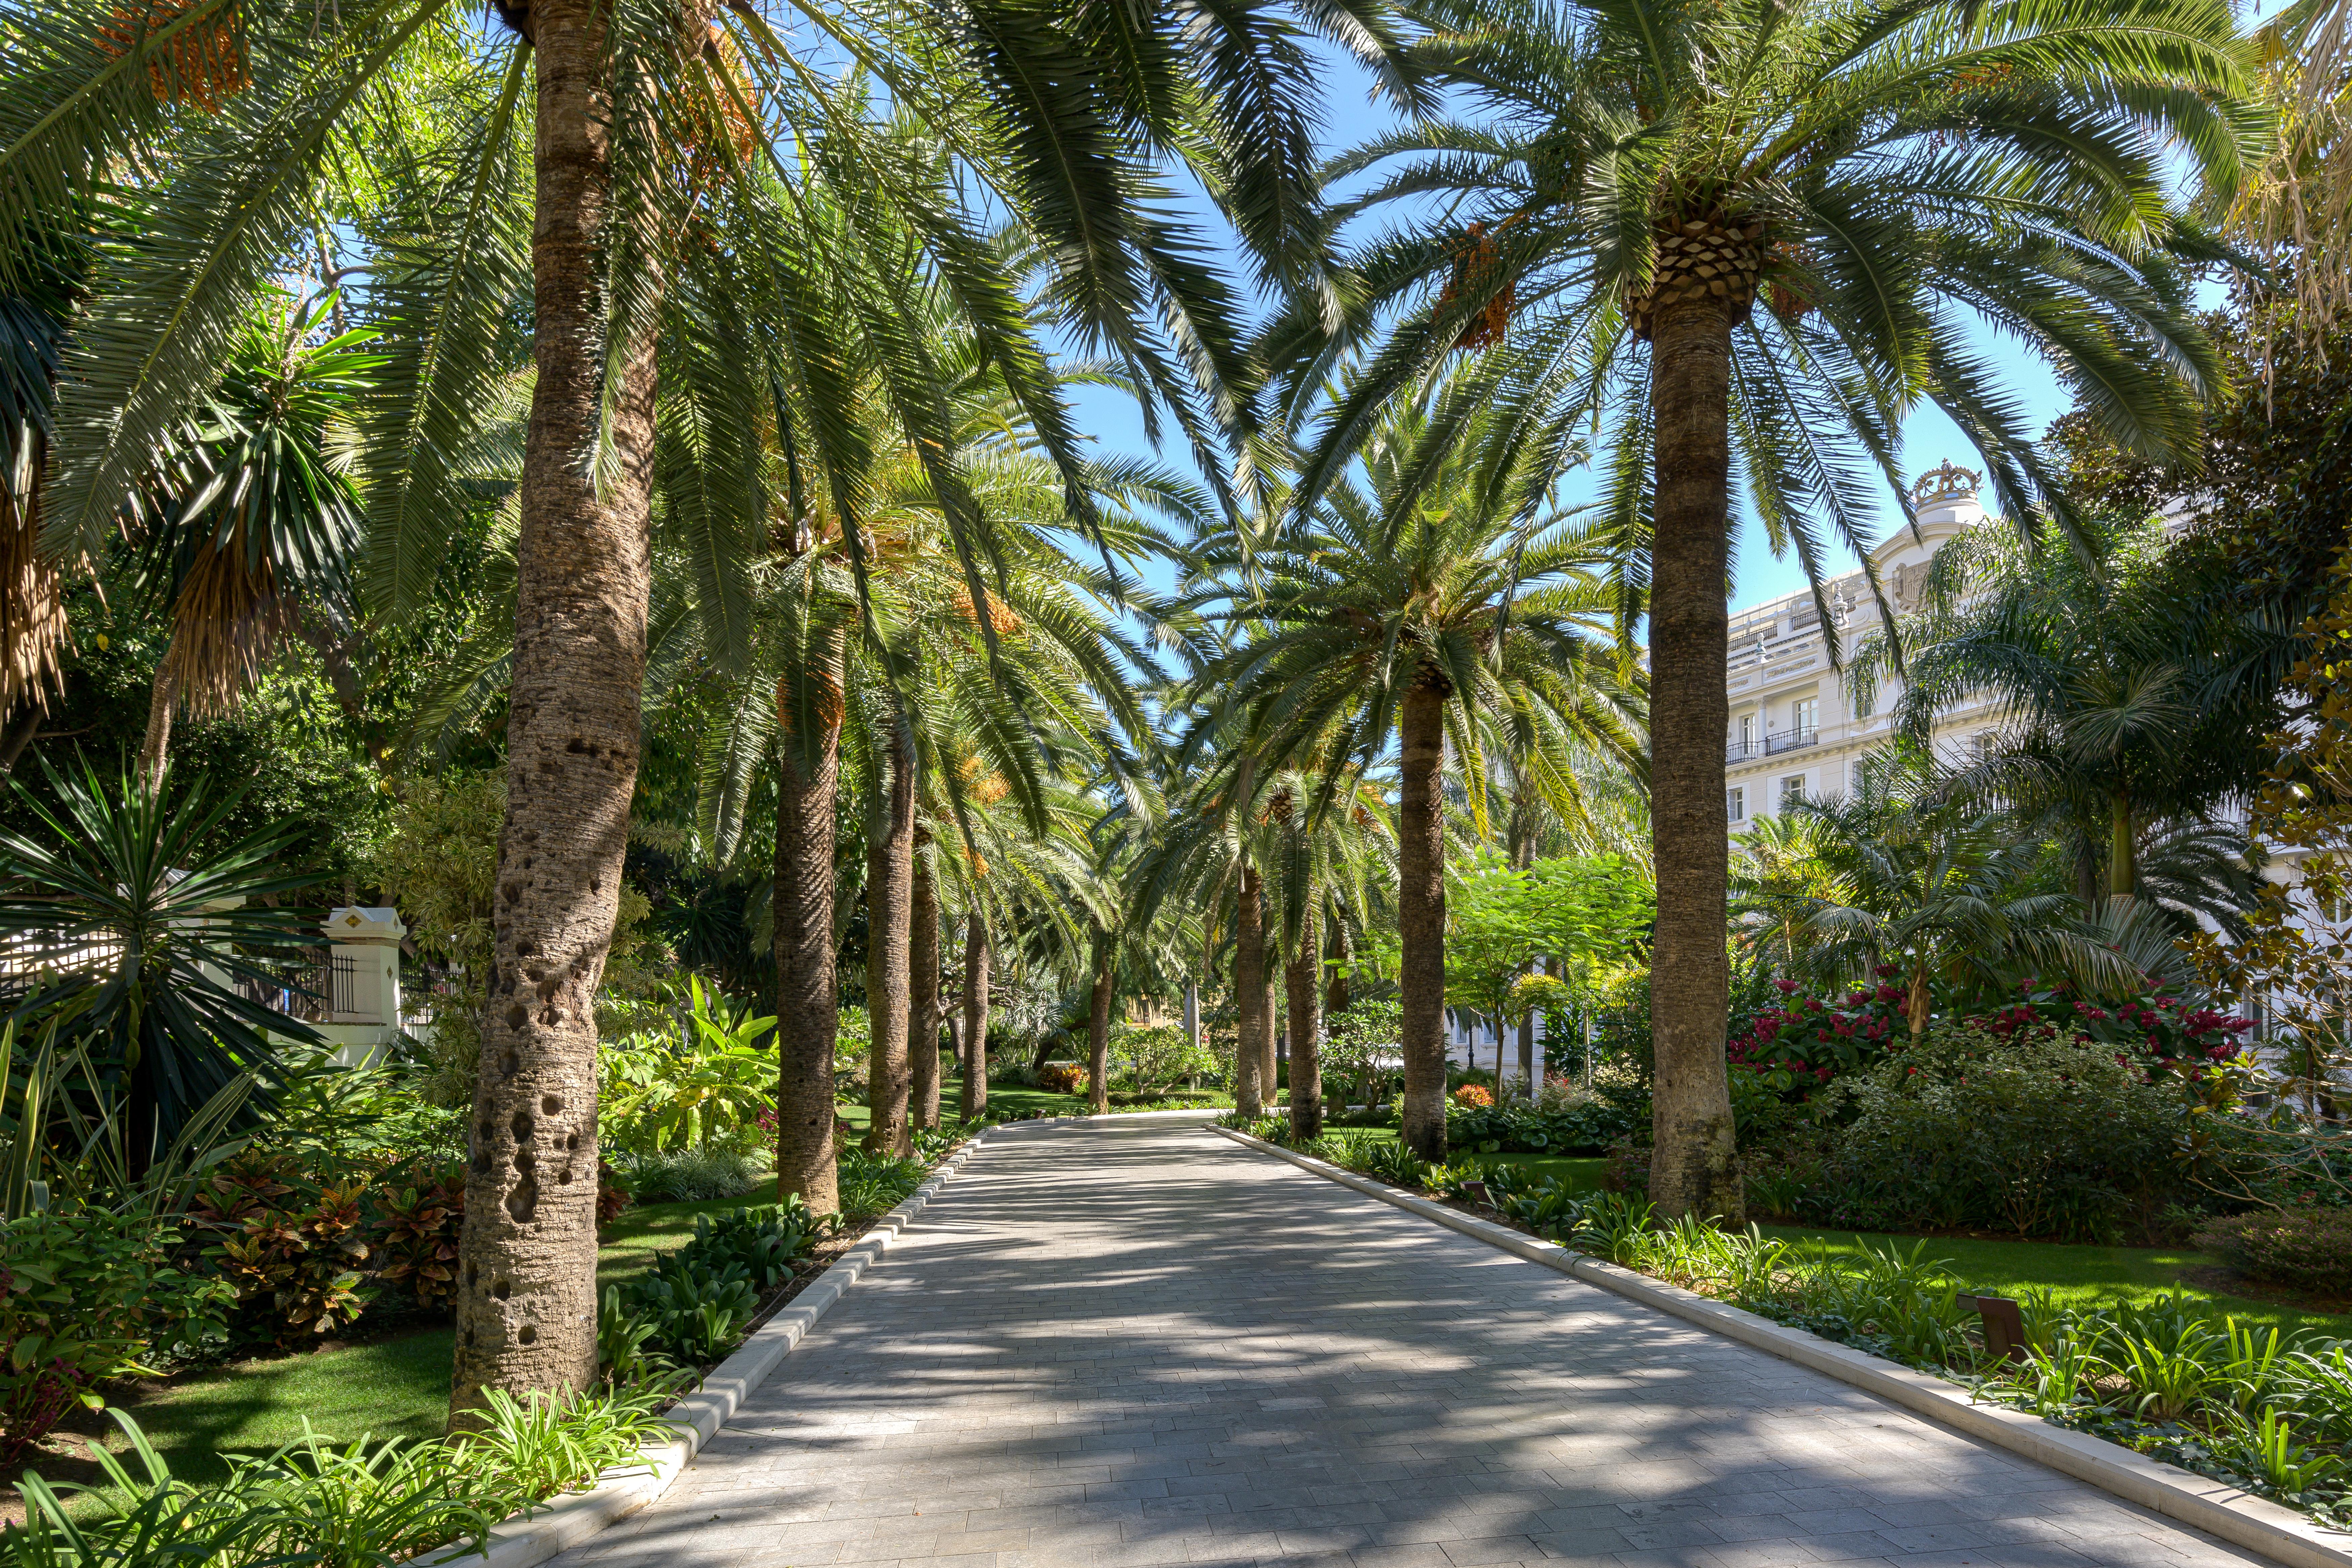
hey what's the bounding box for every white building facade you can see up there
[1724,461,2001,828]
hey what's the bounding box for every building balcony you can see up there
[1766,725,1819,755]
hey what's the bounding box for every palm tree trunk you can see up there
[1285,900,1322,1141]
[909,830,941,1131]
[1645,285,1743,1225]
[1086,941,1113,1115]
[451,0,664,1427]
[1325,918,1351,1015]
[864,731,914,1156]
[137,658,175,791]
[960,912,989,1121]
[1398,682,1448,1161]
[1234,864,1267,1117]
[774,633,846,1217]
[1518,1010,1535,1100]
[2109,793,2137,898]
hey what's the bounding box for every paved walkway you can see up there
[563,1116,2267,1568]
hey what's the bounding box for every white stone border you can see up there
[1207,1123,2352,1568]
[426,1126,1000,1568]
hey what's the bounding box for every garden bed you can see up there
[15,1158,943,1522]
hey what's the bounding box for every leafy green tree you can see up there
[1281,0,2258,1218]
[1444,851,1651,1091]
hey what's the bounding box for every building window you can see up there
[1791,697,1818,738]
[1973,731,1997,764]
[1726,787,1745,822]
[1851,677,1875,720]
[1781,774,1806,808]
[1737,714,1757,757]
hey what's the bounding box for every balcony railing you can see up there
[1729,724,1821,762]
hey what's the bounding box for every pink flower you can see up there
[1774,978,1799,994]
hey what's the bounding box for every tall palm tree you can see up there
[1181,381,1645,1159]
[1279,0,2258,1215]
[1259,766,1394,1138]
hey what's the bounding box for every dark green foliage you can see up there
[605,1199,824,1372]
[1747,1022,2191,1241]
[2196,1210,2352,1297]
[1444,1098,1634,1155]
[0,1210,233,1464]
[615,1257,760,1368]
[681,1199,820,1291]
[0,760,323,1154]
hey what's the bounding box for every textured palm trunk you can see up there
[1645,287,1743,1225]
[137,661,175,789]
[1233,865,1267,1117]
[2109,793,2137,898]
[1325,918,1351,1015]
[1398,683,1448,1161]
[909,832,941,1131]
[774,632,846,1216]
[960,913,989,1120]
[1518,1013,1535,1101]
[864,733,914,1156]
[1284,902,1322,1141]
[1086,941,1113,1115]
[451,0,659,1426]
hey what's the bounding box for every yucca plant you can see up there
[0,757,319,1163]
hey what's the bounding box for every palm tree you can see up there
[1872,516,2272,902]
[1280,0,2257,1215]
[1183,382,1645,1159]
[127,290,374,787]
[5,0,1398,1413]
[1789,758,2145,1031]
[1260,767,1394,1138]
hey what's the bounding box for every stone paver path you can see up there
[564,1116,2269,1568]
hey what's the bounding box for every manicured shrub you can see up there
[2196,1208,2352,1295]
[1759,1020,2189,1240]
[1446,1091,1636,1154]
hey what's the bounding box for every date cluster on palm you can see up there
[1627,218,1764,340]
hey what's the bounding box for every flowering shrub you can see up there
[1036,1061,1087,1096]
[1731,969,2256,1102]
[1728,974,1906,1088]
[1451,1084,1492,1109]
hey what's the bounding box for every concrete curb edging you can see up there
[1206,1123,2352,1568]
[426,1127,999,1568]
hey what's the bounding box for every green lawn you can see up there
[79,1187,782,1492]
[1757,1226,2352,1340]
[1312,1127,2352,1339]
